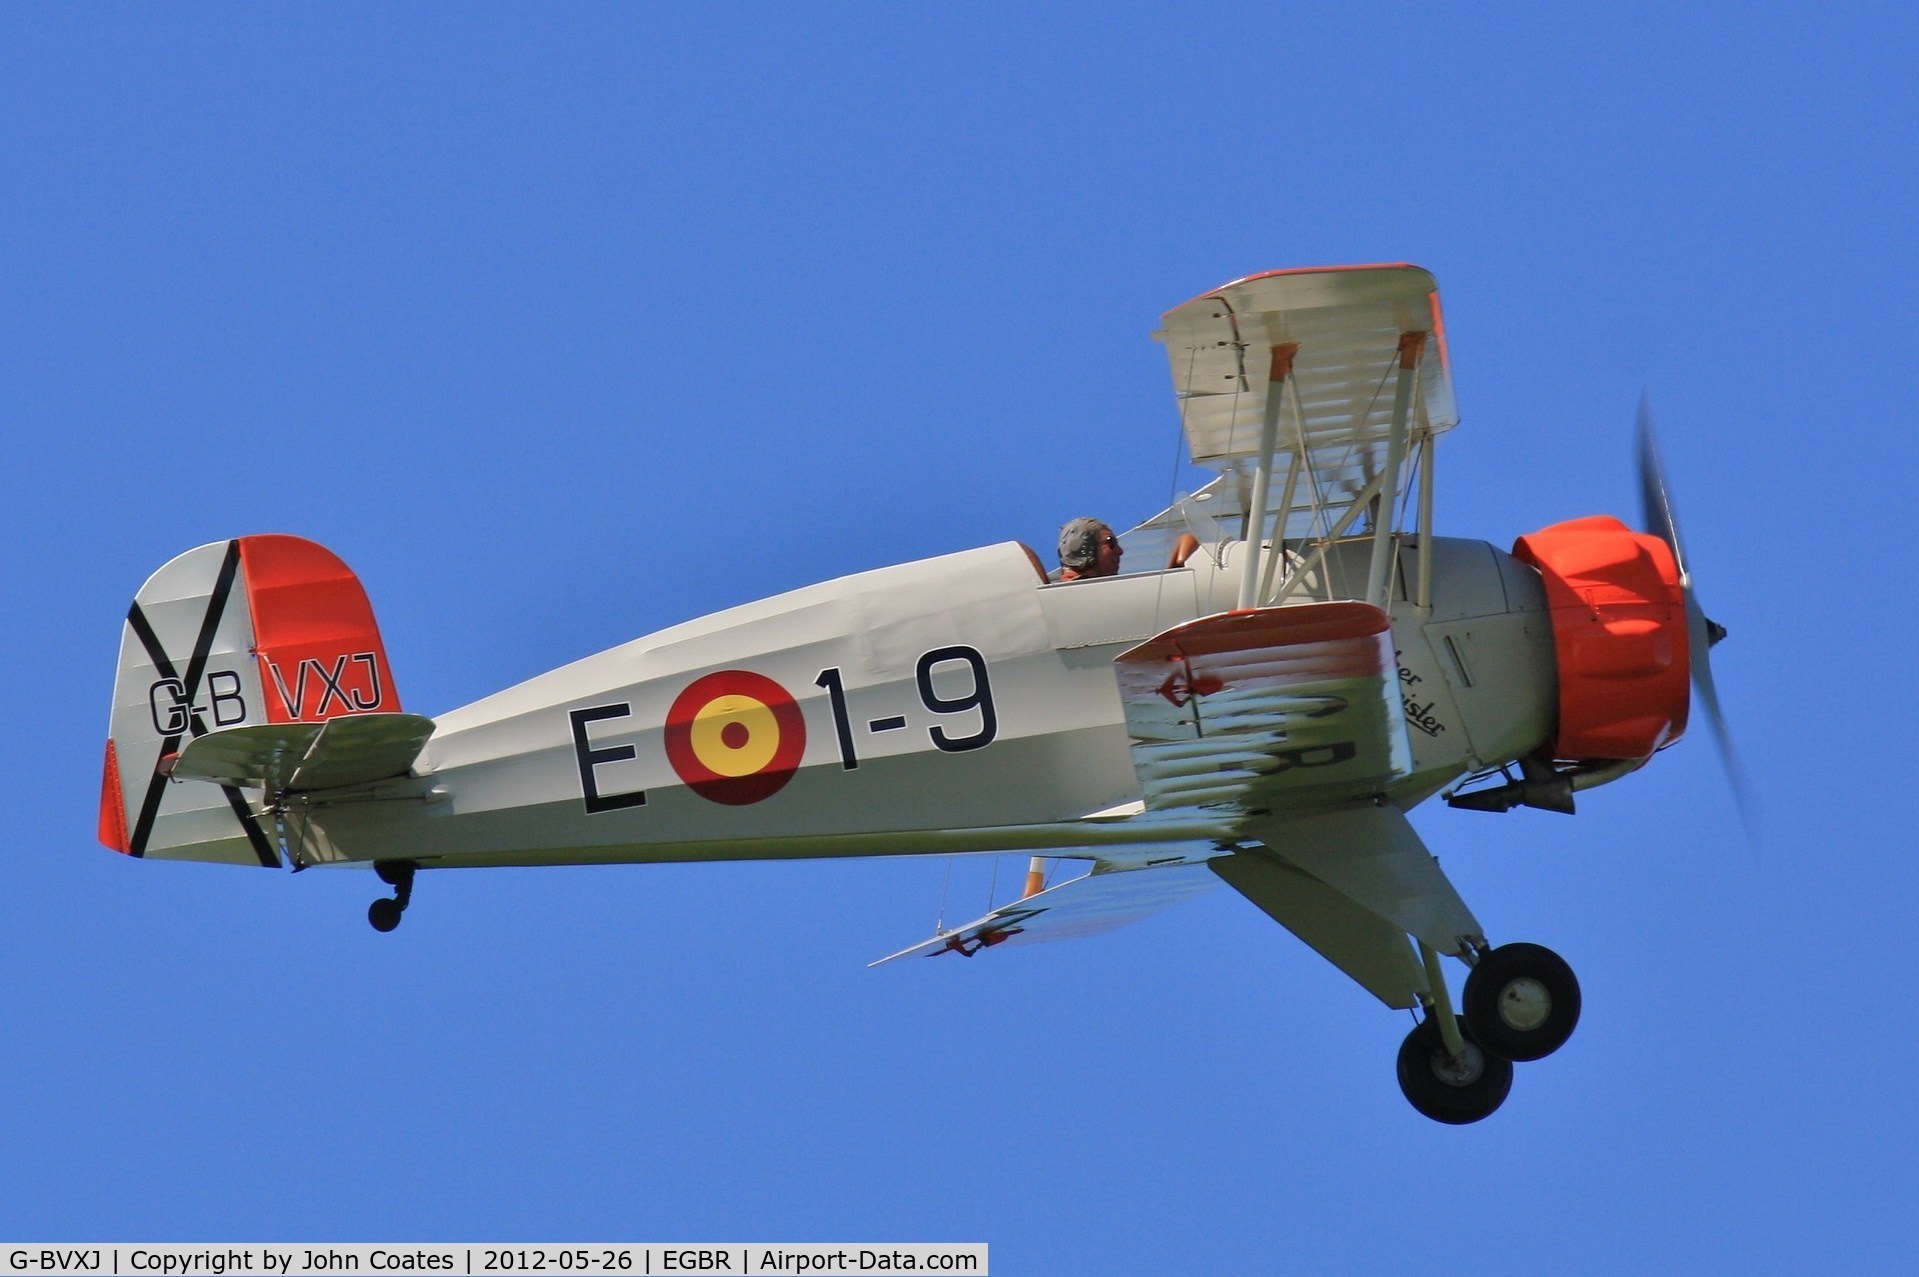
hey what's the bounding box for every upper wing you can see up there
[1155,263,1456,469]
[1149,263,1454,542]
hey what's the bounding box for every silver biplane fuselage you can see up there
[298,536,1551,872]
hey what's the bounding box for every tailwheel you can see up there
[367,860,417,933]
[1396,1015,1513,1125]
[1463,942,1580,1062]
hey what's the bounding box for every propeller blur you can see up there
[1636,395,1758,840]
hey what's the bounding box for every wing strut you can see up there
[1363,331,1426,609]
[1265,466,1389,609]
[1414,424,1436,609]
[1236,344,1298,610]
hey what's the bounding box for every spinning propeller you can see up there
[1634,396,1758,839]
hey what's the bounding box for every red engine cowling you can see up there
[1512,515,1690,760]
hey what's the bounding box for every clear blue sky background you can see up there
[5,5,1916,1272]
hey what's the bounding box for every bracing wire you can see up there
[1151,342,1204,626]
[1348,358,1401,534]
[1168,343,1199,513]
[936,855,954,934]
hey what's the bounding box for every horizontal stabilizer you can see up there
[871,855,1221,965]
[172,712,434,792]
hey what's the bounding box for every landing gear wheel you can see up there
[367,898,403,933]
[1463,942,1580,1062]
[1396,1016,1513,1125]
[366,860,417,933]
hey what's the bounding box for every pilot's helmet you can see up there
[1058,517,1107,570]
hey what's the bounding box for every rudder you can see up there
[100,535,404,865]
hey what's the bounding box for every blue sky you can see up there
[5,4,1917,1271]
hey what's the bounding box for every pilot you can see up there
[1057,517,1124,581]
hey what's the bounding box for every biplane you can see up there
[99,264,1736,1123]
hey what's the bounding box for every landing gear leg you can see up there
[368,860,416,933]
[1396,940,1514,1125]
[1419,940,1468,1060]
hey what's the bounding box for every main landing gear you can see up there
[1396,941,1580,1124]
[1463,941,1581,1062]
[367,860,417,933]
[1397,1016,1512,1125]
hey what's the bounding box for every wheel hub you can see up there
[1497,977,1552,1032]
[1432,1041,1485,1087]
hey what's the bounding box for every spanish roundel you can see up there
[663,670,807,805]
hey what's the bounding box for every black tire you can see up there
[1463,942,1580,1062]
[1396,1016,1513,1125]
[367,898,403,933]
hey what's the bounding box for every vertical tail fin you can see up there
[100,536,403,865]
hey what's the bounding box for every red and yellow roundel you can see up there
[664,670,807,805]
